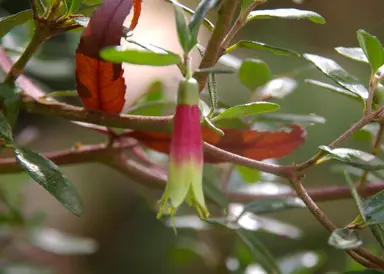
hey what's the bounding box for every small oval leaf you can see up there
[357,29,384,72]
[0,10,32,38]
[100,47,182,66]
[212,102,280,121]
[239,58,271,90]
[328,228,362,249]
[14,147,83,216]
[303,54,368,100]
[319,146,384,171]
[335,47,369,63]
[247,8,325,24]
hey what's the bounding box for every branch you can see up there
[296,107,384,171]
[195,0,239,91]
[21,94,173,132]
[290,177,384,269]
[2,144,384,204]
[204,142,294,178]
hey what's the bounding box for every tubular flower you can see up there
[157,77,209,221]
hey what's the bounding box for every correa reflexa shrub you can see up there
[1,0,384,273]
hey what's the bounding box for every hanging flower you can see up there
[157,77,209,222]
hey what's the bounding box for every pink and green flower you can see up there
[157,78,209,221]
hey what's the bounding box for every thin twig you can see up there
[360,122,384,186]
[290,177,384,269]
[296,108,384,171]
[195,0,239,91]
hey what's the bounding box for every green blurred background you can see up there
[1,0,384,273]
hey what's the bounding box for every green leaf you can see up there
[345,270,384,274]
[363,190,384,224]
[165,0,214,31]
[258,113,326,127]
[126,101,175,116]
[0,111,13,144]
[0,84,21,127]
[335,47,369,63]
[173,3,191,53]
[247,9,325,24]
[29,228,98,255]
[239,197,306,216]
[369,224,384,249]
[357,29,384,72]
[212,102,280,121]
[305,79,360,100]
[319,146,384,171]
[239,58,271,90]
[328,228,362,249]
[188,0,218,50]
[237,165,260,183]
[303,54,369,100]
[100,47,182,66]
[76,4,100,17]
[236,230,281,274]
[14,147,83,217]
[225,40,300,57]
[203,165,228,210]
[0,10,32,38]
[64,0,82,14]
[344,171,366,222]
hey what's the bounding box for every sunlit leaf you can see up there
[165,0,214,31]
[303,54,368,100]
[320,146,384,171]
[328,228,362,249]
[225,40,300,56]
[173,2,191,53]
[239,59,271,90]
[0,10,32,38]
[335,47,369,63]
[188,0,218,50]
[100,47,182,66]
[357,29,384,72]
[14,147,83,216]
[247,8,325,24]
[212,102,280,121]
[29,228,98,255]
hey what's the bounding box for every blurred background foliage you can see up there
[1,0,384,273]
